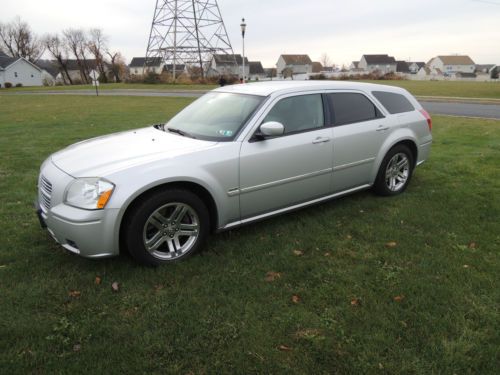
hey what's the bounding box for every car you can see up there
[36,81,432,266]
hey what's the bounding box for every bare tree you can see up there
[88,28,108,82]
[43,33,73,85]
[0,17,43,62]
[63,28,90,83]
[282,67,294,80]
[320,53,333,69]
[106,51,126,82]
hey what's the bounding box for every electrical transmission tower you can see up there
[145,0,235,79]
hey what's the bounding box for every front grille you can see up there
[39,175,52,211]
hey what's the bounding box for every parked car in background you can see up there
[36,81,432,266]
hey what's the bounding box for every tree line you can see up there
[0,17,126,84]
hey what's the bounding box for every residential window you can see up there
[14,72,18,78]
[263,94,324,134]
[328,93,382,126]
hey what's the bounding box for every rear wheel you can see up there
[374,145,414,196]
[124,189,209,266]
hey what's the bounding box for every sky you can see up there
[2,0,500,67]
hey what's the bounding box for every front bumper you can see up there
[36,160,120,259]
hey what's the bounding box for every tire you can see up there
[373,144,414,196]
[123,189,210,266]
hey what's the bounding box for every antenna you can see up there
[145,0,235,80]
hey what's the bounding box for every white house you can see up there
[409,62,425,74]
[0,51,43,87]
[417,66,444,80]
[208,54,249,78]
[276,55,313,78]
[248,61,266,81]
[129,57,164,76]
[358,54,397,74]
[427,55,475,76]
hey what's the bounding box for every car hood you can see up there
[51,127,218,177]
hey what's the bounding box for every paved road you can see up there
[420,101,500,120]
[2,89,500,119]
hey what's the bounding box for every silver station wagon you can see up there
[36,81,432,265]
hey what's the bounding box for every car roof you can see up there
[214,80,410,97]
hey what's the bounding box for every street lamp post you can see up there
[240,18,246,83]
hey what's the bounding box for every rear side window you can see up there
[372,91,415,114]
[327,93,382,126]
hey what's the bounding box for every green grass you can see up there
[361,80,500,99]
[1,96,499,374]
[5,82,217,92]
[3,80,500,100]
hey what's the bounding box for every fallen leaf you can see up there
[378,363,384,369]
[265,272,281,282]
[68,290,81,298]
[293,250,304,256]
[346,235,353,240]
[111,282,120,292]
[291,295,301,304]
[154,284,164,291]
[385,241,397,248]
[278,344,292,352]
[351,298,361,307]
[73,344,81,352]
[393,295,405,302]
[0,265,6,269]
[324,252,331,257]
[463,265,470,269]
[295,328,323,339]
[468,242,477,249]
[94,276,102,285]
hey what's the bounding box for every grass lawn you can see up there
[0,96,499,374]
[3,80,500,100]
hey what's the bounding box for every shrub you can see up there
[15,83,23,87]
[5,82,12,88]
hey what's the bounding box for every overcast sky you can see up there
[2,0,500,67]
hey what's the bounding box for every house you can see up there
[358,54,397,74]
[311,62,323,73]
[129,57,164,76]
[475,64,495,74]
[276,54,313,78]
[427,55,475,76]
[264,68,277,79]
[417,66,443,80]
[409,62,426,74]
[396,61,411,74]
[248,61,266,80]
[163,64,187,77]
[208,54,249,78]
[0,51,43,87]
[35,59,60,85]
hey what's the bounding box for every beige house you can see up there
[276,54,313,78]
[427,55,475,76]
[208,54,249,78]
[358,55,397,74]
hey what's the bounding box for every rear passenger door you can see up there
[328,92,389,192]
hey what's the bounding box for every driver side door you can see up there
[238,93,334,219]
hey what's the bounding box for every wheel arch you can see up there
[118,181,219,253]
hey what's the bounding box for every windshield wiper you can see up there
[167,127,196,139]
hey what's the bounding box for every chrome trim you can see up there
[222,184,371,230]
[238,168,333,195]
[333,158,375,172]
[227,188,240,197]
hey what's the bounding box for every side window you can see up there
[372,91,415,114]
[328,93,381,126]
[263,94,324,134]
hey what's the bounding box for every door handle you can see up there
[312,137,331,144]
[376,125,390,132]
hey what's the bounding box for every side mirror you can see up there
[259,121,285,137]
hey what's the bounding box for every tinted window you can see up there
[263,94,324,134]
[372,91,415,114]
[328,93,381,126]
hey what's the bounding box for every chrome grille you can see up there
[39,175,52,211]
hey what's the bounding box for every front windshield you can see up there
[165,92,265,141]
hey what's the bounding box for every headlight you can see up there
[64,178,115,210]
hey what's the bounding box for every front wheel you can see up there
[123,189,209,266]
[374,145,414,196]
